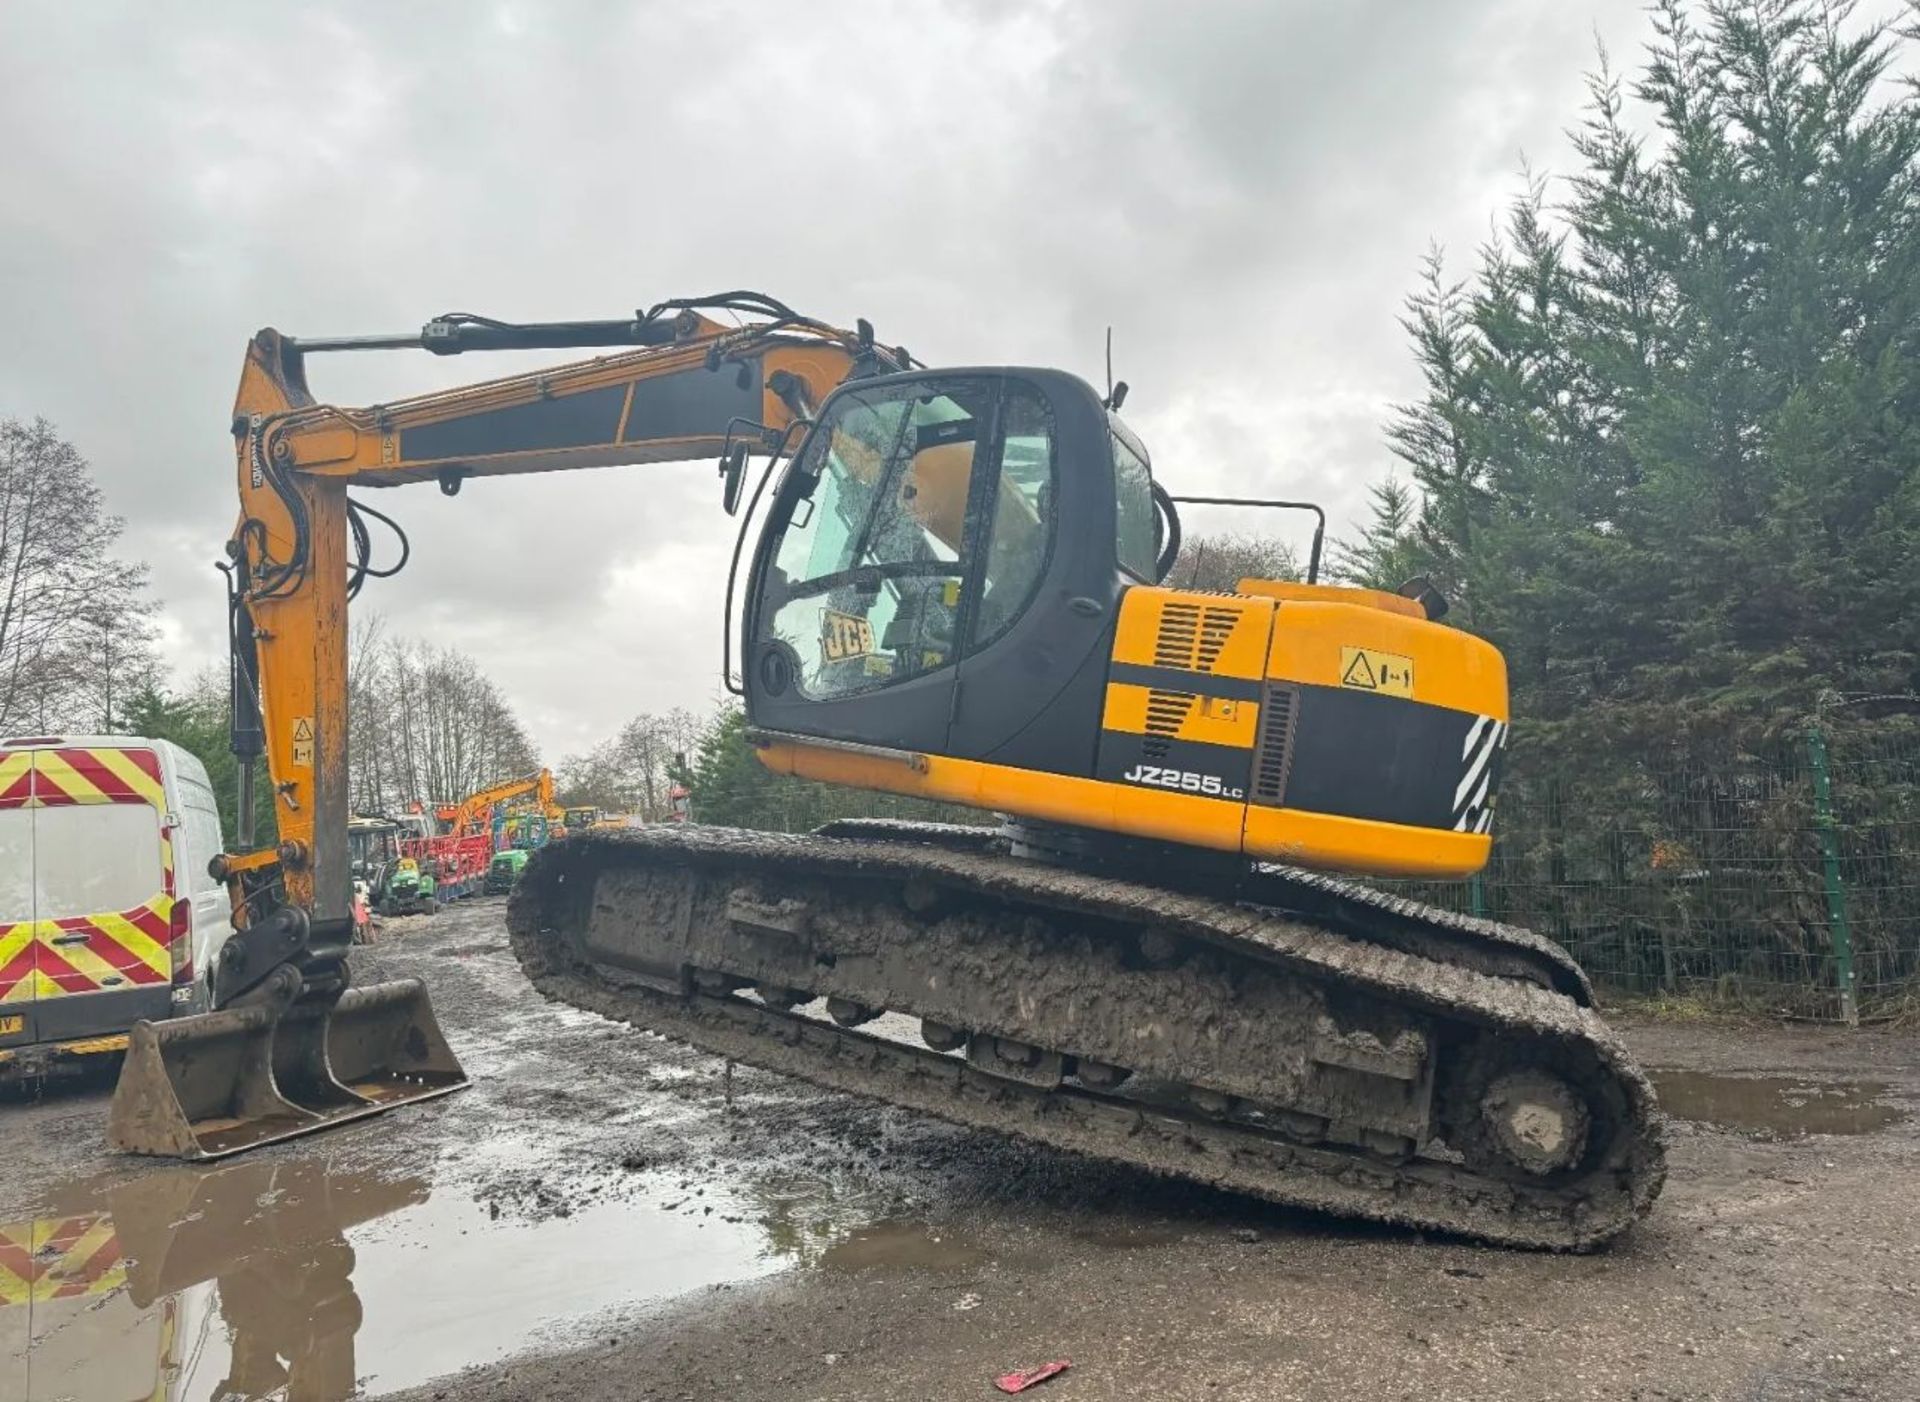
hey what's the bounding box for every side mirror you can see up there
[719,443,750,516]
[1398,575,1449,622]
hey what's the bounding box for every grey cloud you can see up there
[2,0,1656,761]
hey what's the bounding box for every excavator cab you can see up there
[746,368,1135,775]
[746,365,1510,880]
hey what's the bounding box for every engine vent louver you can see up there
[1154,602,1244,673]
[1142,689,1193,760]
[1251,683,1299,805]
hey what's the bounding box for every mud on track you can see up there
[2,898,1917,1400]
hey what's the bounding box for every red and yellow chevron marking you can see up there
[0,1212,126,1305]
[31,746,166,809]
[0,899,173,1004]
[0,747,174,1004]
[0,749,28,808]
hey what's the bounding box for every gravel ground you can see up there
[3,898,1917,1401]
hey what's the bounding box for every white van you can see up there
[0,736,232,1082]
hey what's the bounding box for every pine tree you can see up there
[1396,0,1920,751]
[1330,475,1425,591]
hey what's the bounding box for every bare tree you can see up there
[0,417,157,732]
[343,624,540,814]
[1166,531,1300,594]
[559,705,703,819]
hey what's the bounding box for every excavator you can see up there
[107,292,1663,1248]
[433,767,557,840]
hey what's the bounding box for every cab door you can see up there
[747,375,1000,754]
[943,371,1128,775]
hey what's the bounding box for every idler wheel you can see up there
[1480,1069,1590,1176]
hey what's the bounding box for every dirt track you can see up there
[3,898,1918,1401]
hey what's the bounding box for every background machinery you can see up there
[109,292,1663,1245]
[433,767,557,841]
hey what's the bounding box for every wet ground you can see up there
[2,899,1917,1401]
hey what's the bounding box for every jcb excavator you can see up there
[107,292,1663,1247]
[435,767,557,839]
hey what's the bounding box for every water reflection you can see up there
[3,1161,423,1401]
[3,1149,988,1399]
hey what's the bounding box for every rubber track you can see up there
[508,825,1665,1249]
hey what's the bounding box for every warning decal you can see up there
[291,716,315,768]
[1339,646,1415,699]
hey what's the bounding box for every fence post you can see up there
[1806,726,1860,1027]
[1469,872,1487,920]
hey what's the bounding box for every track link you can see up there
[508,824,1664,1249]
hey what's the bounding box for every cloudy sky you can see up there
[1,0,1666,763]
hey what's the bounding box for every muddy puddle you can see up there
[0,1149,935,1399]
[1651,1070,1907,1137]
[819,1219,987,1274]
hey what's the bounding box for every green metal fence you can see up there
[720,715,1920,1023]
[1404,715,1920,1022]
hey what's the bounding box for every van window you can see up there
[0,810,30,922]
[32,804,164,919]
[182,801,224,890]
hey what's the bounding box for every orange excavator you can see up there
[107,292,1662,1247]
[434,768,558,839]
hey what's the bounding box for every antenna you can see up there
[1102,327,1129,410]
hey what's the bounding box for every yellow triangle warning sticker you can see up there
[291,715,315,768]
[1339,646,1414,698]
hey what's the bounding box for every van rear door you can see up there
[21,747,174,1040]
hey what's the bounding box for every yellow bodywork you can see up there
[758,577,1507,880]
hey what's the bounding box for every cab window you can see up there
[1112,420,1156,581]
[969,386,1054,647]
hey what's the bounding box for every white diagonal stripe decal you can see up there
[1462,714,1490,757]
[1455,732,1497,810]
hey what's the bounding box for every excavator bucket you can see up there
[106,978,467,1160]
